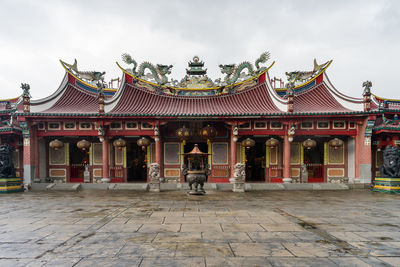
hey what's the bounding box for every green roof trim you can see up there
[15,109,382,119]
[0,127,21,133]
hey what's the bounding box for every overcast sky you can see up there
[0,0,399,100]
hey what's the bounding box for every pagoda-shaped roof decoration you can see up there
[186,56,207,76]
[184,144,210,155]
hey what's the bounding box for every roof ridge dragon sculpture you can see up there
[122,53,173,85]
[218,52,271,85]
[285,59,330,86]
[61,59,106,82]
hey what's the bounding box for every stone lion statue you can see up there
[149,163,160,183]
[380,145,400,178]
[233,163,246,182]
[0,144,16,178]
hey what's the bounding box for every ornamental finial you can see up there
[362,80,372,95]
[21,83,31,98]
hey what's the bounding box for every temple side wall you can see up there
[357,118,372,184]
[39,139,46,180]
[347,138,355,179]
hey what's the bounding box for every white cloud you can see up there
[0,0,399,99]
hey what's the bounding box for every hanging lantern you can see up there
[137,137,151,151]
[176,125,192,145]
[49,139,64,151]
[113,138,127,151]
[77,139,91,151]
[242,138,256,149]
[328,138,343,150]
[266,138,279,149]
[303,139,316,150]
[199,125,217,144]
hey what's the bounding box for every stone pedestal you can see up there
[84,165,90,183]
[373,177,400,193]
[283,177,292,184]
[229,178,245,192]
[231,163,246,193]
[149,163,161,192]
[0,178,23,193]
[101,178,110,183]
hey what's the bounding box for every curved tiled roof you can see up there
[108,81,284,117]
[293,82,351,113]
[40,84,98,114]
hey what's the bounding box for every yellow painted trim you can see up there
[116,61,275,91]
[123,147,127,168]
[242,146,246,164]
[300,143,304,164]
[375,178,400,181]
[147,146,151,168]
[324,142,328,165]
[0,186,22,190]
[66,143,70,166]
[371,93,400,102]
[374,185,400,190]
[208,142,212,166]
[59,60,117,91]
[266,145,269,168]
[180,142,184,166]
[0,95,22,102]
[276,60,333,90]
[0,178,21,182]
[89,145,93,166]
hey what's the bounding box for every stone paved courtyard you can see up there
[0,189,400,266]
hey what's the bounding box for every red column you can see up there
[110,144,115,180]
[283,134,291,180]
[34,131,40,181]
[355,118,372,183]
[155,137,163,180]
[355,125,360,178]
[23,136,33,184]
[230,127,237,178]
[102,138,109,182]
[155,139,162,165]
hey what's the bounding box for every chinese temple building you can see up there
[1,52,397,186]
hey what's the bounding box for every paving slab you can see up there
[0,189,400,266]
[140,257,205,267]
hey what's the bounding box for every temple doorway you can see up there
[304,142,324,183]
[127,142,147,182]
[245,141,266,182]
[69,142,89,183]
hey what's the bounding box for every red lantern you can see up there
[176,125,192,145]
[303,139,316,150]
[77,139,91,151]
[199,125,217,143]
[49,139,64,151]
[328,138,343,150]
[242,138,256,149]
[137,137,151,151]
[266,138,279,149]
[113,138,127,151]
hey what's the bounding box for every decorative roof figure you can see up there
[362,80,372,95]
[285,59,330,86]
[21,83,31,98]
[121,53,173,85]
[61,59,106,83]
[219,52,270,85]
[186,56,207,76]
[178,56,215,89]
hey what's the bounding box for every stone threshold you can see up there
[24,182,370,191]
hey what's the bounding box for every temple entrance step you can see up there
[31,183,350,191]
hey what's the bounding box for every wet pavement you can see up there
[0,189,400,266]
